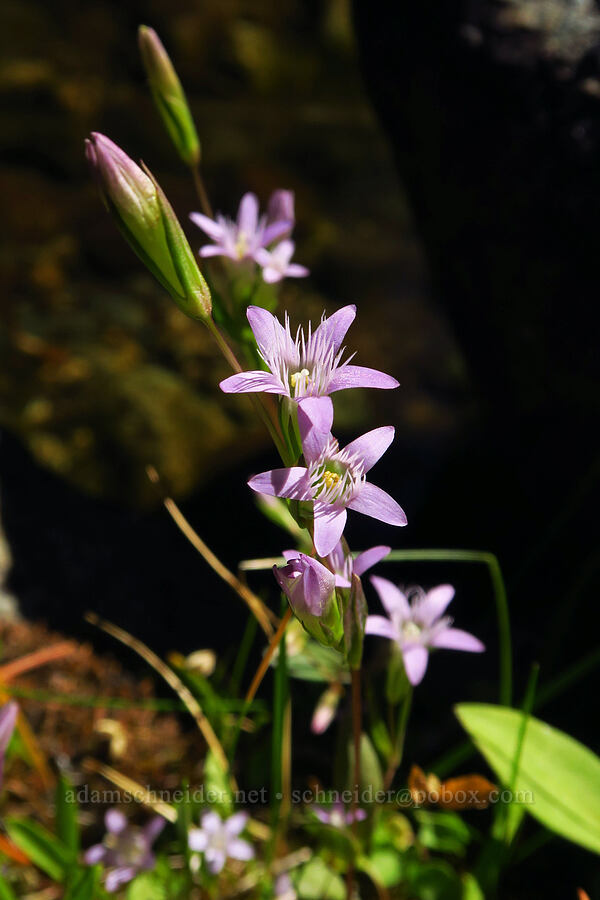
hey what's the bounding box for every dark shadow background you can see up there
[1,1,598,896]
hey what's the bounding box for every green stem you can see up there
[384,687,413,789]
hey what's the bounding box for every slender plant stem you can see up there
[346,667,362,900]
[191,164,213,218]
[384,686,413,789]
[245,608,293,705]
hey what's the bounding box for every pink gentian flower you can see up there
[325,541,391,588]
[190,191,291,262]
[365,579,485,685]
[255,240,308,283]
[220,305,398,419]
[0,701,18,790]
[249,398,406,556]
[188,810,254,874]
[312,800,366,827]
[274,553,336,624]
[84,809,164,893]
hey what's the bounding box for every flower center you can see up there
[402,621,422,642]
[235,231,248,258]
[290,368,310,392]
[329,810,346,828]
[308,441,365,507]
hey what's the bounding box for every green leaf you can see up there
[359,848,404,887]
[56,774,80,853]
[6,819,74,881]
[407,860,462,900]
[455,703,600,854]
[415,810,473,857]
[0,873,18,900]
[461,873,485,900]
[348,733,383,797]
[386,645,410,704]
[64,866,99,900]
[203,750,233,815]
[127,872,167,900]
[294,858,345,900]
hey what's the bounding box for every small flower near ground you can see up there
[188,810,254,875]
[250,400,406,556]
[365,580,485,685]
[190,192,291,262]
[84,809,164,893]
[0,701,18,790]
[220,305,398,414]
[312,800,367,827]
[255,240,309,283]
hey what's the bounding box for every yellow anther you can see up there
[322,470,341,490]
[290,368,310,389]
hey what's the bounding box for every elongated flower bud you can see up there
[86,133,211,320]
[274,554,342,648]
[138,26,200,167]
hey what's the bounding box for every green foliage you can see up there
[56,774,80,854]
[347,733,383,797]
[294,858,346,900]
[456,703,600,854]
[6,819,75,881]
[63,866,100,900]
[415,810,474,857]
[0,873,18,900]
[127,872,167,900]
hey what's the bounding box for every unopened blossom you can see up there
[190,192,291,262]
[220,305,398,412]
[311,683,342,735]
[255,240,308,283]
[267,189,295,231]
[188,810,254,875]
[312,800,366,827]
[84,809,164,893]
[273,553,340,645]
[365,579,485,685]
[250,400,406,556]
[0,701,18,790]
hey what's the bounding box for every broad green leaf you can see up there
[127,872,167,900]
[56,774,80,853]
[347,733,383,797]
[461,873,484,900]
[415,810,473,857]
[6,819,74,881]
[64,866,99,900]
[455,703,600,854]
[359,848,404,887]
[294,858,345,900]
[407,859,462,900]
[0,873,18,900]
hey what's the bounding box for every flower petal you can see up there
[402,646,429,685]
[227,837,254,861]
[348,482,407,526]
[188,827,208,852]
[297,396,334,461]
[0,702,18,753]
[105,809,127,835]
[314,305,356,353]
[369,576,410,619]
[262,266,284,283]
[143,817,165,845]
[237,192,259,235]
[199,244,228,258]
[262,220,292,246]
[224,812,248,836]
[344,427,395,473]
[248,467,310,500]
[419,585,455,626]
[189,212,225,242]
[219,370,285,395]
[365,615,398,641]
[353,546,391,576]
[247,305,291,360]
[313,507,347,557]
[200,811,223,834]
[285,263,309,278]
[105,867,137,893]
[430,628,485,653]
[205,848,226,874]
[328,364,399,392]
[84,844,106,865]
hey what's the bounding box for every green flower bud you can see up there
[138,26,200,167]
[86,133,211,321]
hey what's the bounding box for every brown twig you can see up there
[0,642,77,683]
[82,757,177,822]
[146,466,276,638]
[245,608,293,705]
[84,612,235,789]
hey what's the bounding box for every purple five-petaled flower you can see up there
[254,240,308,283]
[324,541,391,588]
[84,809,165,893]
[365,579,485,685]
[188,810,254,875]
[190,191,292,263]
[220,305,398,415]
[0,701,18,791]
[312,800,366,827]
[249,397,406,557]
